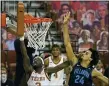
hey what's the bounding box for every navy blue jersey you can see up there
[68,62,94,86]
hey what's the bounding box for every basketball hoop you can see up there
[24,17,52,55]
[24,17,52,23]
[1,10,52,55]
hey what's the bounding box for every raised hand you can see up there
[63,12,70,25]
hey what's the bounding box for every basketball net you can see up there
[25,20,52,55]
[3,11,52,56]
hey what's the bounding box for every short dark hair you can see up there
[59,3,73,17]
[33,56,44,70]
[51,44,61,51]
[89,48,99,67]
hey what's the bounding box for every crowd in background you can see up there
[51,1,108,52]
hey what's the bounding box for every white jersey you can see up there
[27,69,49,86]
[48,55,65,86]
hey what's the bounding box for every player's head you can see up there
[51,44,61,57]
[33,56,44,71]
[1,67,7,83]
[80,48,99,67]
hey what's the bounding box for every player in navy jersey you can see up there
[62,12,109,86]
[69,61,94,86]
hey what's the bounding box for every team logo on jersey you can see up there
[74,69,89,78]
[31,76,45,81]
[74,68,90,85]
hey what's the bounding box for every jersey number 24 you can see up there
[75,75,84,85]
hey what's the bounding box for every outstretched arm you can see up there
[20,37,33,73]
[45,61,71,73]
[92,69,109,85]
[62,12,78,66]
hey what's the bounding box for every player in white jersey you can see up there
[48,55,65,86]
[44,44,71,86]
[19,36,71,86]
[27,69,49,86]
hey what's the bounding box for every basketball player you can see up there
[19,35,71,86]
[44,44,71,86]
[62,12,109,86]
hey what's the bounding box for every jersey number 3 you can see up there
[75,75,84,85]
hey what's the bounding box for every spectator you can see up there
[56,3,75,30]
[97,31,108,51]
[3,32,16,50]
[50,1,70,13]
[83,10,99,31]
[97,3,108,30]
[1,66,14,86]
[91,23,101,42]
[1,29,7,41]
[79,3,87,22]
[95,60,105,74]
[69,21,82,36]
[78,30,94,52]
[58,3,73,17]
[97,3,107,20]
